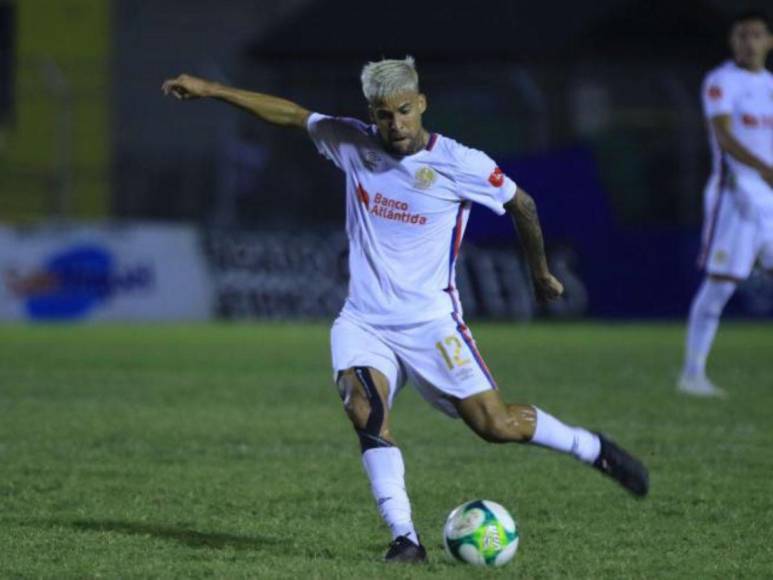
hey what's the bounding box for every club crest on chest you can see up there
[414,166,437,190]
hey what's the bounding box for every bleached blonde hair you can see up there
[360,56,419,104]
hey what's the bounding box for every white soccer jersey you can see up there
[702,60,773,208]
[307,113,517,325]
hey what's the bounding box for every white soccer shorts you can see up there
[330,312,497,418]
[701,188,773,279]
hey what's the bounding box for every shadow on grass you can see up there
[6,517,353,561]
[68,519,279,551]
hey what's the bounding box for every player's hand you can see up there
[533,272,564,304]
[161,74,213,100]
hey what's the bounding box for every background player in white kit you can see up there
[163,57,649,563]
[679,11,773,398]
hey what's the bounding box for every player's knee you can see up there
[337,367,393,452]
[337,373,371,430]
[698,278,737,317]
[347,389,372,431]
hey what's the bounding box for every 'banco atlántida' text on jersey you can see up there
[307,113,517,325]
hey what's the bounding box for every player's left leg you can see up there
[453,390,649,497]
[336,367,422,552]
[331,316,426,563]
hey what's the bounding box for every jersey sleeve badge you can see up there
[488,167,505,188]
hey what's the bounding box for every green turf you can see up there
[1,322,771,578]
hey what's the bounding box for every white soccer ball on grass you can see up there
[443,499,519,567]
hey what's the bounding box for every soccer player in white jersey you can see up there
[679,11,773,398]
[163,57,649,563]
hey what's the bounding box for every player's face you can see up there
[730,19,771,69]
[370,91,428,155]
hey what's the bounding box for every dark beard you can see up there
[382,132,428,156]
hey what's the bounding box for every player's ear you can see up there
[418,94,427,114]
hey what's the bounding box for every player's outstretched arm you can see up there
[711,115,773,187]
[161,74,311,129]
[504,188,564,304]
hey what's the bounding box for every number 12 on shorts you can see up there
[436,336,471,370]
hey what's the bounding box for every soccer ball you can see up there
[443,499,519,567]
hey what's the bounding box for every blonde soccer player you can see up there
[163,57,648,563]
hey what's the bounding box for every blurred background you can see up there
[1,0,772,323]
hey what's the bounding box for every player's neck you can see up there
[402,130,430,156]
[415,130,431,154]
[385,130,431,157]
[418,129,430,150]
[734,58,765,73]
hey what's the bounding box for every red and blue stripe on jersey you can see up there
[444,201,498,389]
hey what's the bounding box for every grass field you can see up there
[1,322,771,578]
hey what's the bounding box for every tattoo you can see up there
[507,191,548,275]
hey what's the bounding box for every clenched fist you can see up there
[161,74,214,100]
[533,273,564,305]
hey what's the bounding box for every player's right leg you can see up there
[330,317,426,563]
[390,315,648,497]
[454,390,649,497]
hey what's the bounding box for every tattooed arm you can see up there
[504,188,564,304]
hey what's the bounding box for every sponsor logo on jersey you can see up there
[370,191,428,225]
[708,85,723,100]
[712,250,728,265]
[488,167,505,188]
[414,166,437,190]
[356,183,370,208]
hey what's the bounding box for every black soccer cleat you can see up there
[384,535,428,564]
[592,433,649,497]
